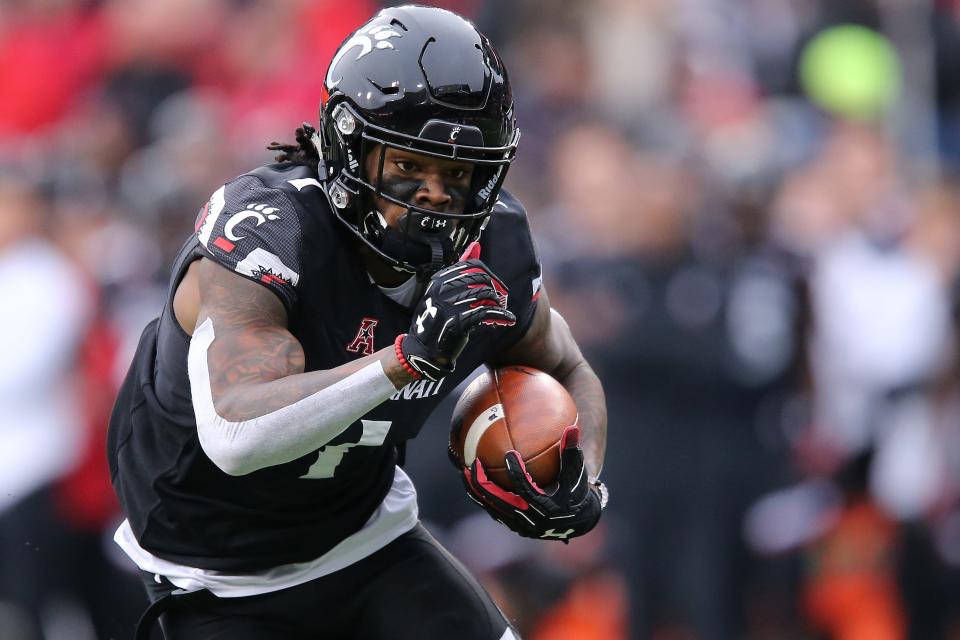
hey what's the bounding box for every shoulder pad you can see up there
[194,171,306,311]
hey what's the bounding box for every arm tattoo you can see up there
[196,259,410,422]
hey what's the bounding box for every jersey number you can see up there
[299,419,392,479]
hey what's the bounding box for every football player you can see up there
[108,6,608,639]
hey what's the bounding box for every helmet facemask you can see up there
[319,100,519,278]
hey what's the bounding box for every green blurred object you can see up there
[800,24,901,120]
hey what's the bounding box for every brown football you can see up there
[450,365,578,490]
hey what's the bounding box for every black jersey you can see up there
[107,163,541,572]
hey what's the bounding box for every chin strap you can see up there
[363,208,461,278]
[414,237,458,282]
[428,236,446,270]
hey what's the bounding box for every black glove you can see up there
[398,242,515,381]
[462,426,608,542]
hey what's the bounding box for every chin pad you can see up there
[364,210,457,272]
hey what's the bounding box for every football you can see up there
[450,365,578,489]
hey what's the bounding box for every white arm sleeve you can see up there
[188,318,398,476]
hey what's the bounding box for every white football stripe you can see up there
[463,403,504,466]
[287,178,322,191]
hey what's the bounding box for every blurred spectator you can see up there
[0,2,107,138]
[802,123,944,459]
[802,476,906,640]
[534,118,808,639]
[750,123,960,640]
[0,173,91,637]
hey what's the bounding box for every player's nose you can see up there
[414,173,452,210]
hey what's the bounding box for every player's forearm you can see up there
[541,308,607,482]
[556,359,607,483]
[189,318,415,475]
[214,349,413,421]
[488,301,608,481]
[210,334,412,422]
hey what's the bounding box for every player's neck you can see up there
[356,242,412,288]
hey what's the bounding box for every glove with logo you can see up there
[396,242,516,381]
[461,426,608,542]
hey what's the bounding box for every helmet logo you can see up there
[328,24,402,85]
[419,216,448,231]
[346,149,359,172]
[449,126,461,143]
[477,169,502,201]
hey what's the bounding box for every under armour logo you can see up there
[416,298,437,334]
[540,528,575,540]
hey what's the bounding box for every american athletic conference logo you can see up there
[346,317,379,356]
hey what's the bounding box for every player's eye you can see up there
[448,167,470,180]
[394,159,418,173]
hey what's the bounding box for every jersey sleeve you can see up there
[194,174,304,312]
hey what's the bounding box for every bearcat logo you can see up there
[346,317,378,356]
[327,24,402,87]
[213,204,281,253]
[226,204,280,241]
[419,215,447,230]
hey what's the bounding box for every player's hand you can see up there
[461,426,608,542]
[398,242,515,381]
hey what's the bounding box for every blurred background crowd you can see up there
[3,0,960,638]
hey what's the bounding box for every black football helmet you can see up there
[316,5,519,276]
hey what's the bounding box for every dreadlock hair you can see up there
[267,123,321,167]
